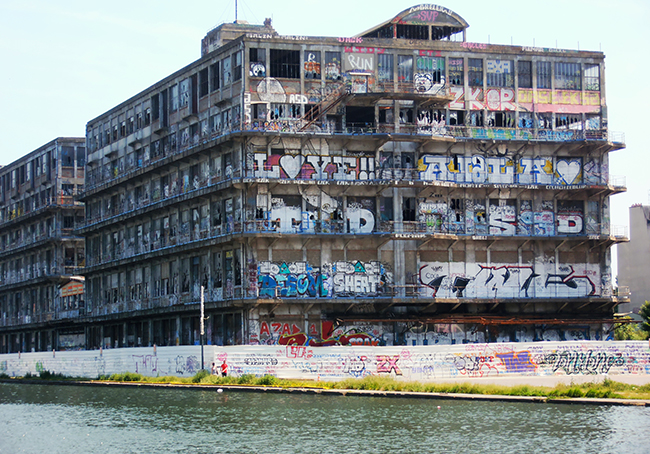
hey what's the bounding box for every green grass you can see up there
[7,371,650,400]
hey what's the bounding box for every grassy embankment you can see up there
[4,370,650,400]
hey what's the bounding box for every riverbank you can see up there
[3,373,650,407]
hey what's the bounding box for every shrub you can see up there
[192,369,210,383]
[256,374,279,386]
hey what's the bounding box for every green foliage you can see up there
[109,372,143,382]
[256,374,280,386]
[237,374,256,385]
[639,301,650,335]
[614,317,648,340]
[38,370,67,380]
[0,373,9,379]
[191,369,210,383]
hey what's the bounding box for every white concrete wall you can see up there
[1,341,649,381]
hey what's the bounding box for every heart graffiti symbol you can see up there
[556,160,581,185]
[280,154,304,179]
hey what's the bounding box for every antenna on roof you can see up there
[235,0,238,22]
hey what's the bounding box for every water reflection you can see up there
[1,383,649,453]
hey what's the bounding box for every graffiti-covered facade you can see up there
[64,4,629,350]
[0,138,86,353]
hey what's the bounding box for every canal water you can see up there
[1,383,649,454]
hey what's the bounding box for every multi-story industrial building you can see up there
[72,4,628,349]
[617,204,650,315]
[0,138,86,353]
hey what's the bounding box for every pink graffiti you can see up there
[462,42,488,50]
[344,46,385,54]
[377,355,402,375]
[417,10,439,23]
[338,37,363,43]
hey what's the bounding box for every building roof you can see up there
[356,4,468,40]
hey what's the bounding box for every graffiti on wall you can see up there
[254,153,376,180]
[256,260,391,299]
[419,262,600,298]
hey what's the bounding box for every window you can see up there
[61,147,74,166]
[486,59,513,87]
[304,51,321,79]
[377,53,394,82]
[232,52,242,81]
[555,114,582,130]
[170,84,179,111]
[179,79,189,108]
[398,55,413,83]
[468,58,483,86]
[537,61,551,89]
[249,48,266,77]
[270,49,300,79]
[584,64,600,91]
[151,95,160,120]
[448,58,463,85]
[324,51,341,80]
[415,56,444,84]
[517,61,532,88]
[221,57,232,86]
[210,62,220,91]
[199,68,209,97]
[555,62,581,90]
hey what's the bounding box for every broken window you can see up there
[487,59,513,87]
[179,79,189,108]
[415,56,444,86]
[304,50,321,79]
[537,61,551,89]
[222,57,232,86]
[397,55,413,83]
[449,110,465,126]
[269,49,300,79]
[249,48,266,77]
[232,51,242,81]
[396,24,428,40]
[584,64,600,91]
[536,112,553,129]
[555,114,582,130]
[555,62,581,90]
[324,51,341,80]
[487,111,515,128]
[61,147,74,166]
[210,61,220,91]
[170,84,179,111]
[377,53,394,82]
[468,58,483,86]
[448,58,463,85]
[199,68,209,97]
[519,112,533,129]
[517,61,532,88]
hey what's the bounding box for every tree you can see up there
[640,300,650,336]
[614,317,647,340]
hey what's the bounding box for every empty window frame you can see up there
[517,61,532,88]
[397,55,413,83]
[232,51,242,81]
[210,62,220,91]
[555,62,581,90]
[415,56,444,84]
[555,114,582,130]
[170,84,179,111]
[486,59,513,87]
[249,48,266,77]
[269,49,300,79]
[199,68,209,97]
[377,53,394,82]
[584,64,600,91]
[221,57,232,86]
[537,61,551,89]
[179,79,190,108]
[468,58,483,86]
[448,58,463,85]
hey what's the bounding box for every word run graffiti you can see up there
[539,350,626,375]
[419,262,601,298]
[418,155,584,186]
[253,153,375,180]
[257,261,389,299]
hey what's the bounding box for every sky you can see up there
[0,0,648,271]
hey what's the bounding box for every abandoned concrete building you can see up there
[3,4,629,351]
[0,138,86,353]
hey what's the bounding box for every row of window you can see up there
[249,47,600,91]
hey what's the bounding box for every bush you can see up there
[192,369,210,383]
[256,374,279,386]
[237,374,256,385]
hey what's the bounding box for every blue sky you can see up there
[1,0,648,268]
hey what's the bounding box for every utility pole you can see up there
[200,286,205,370]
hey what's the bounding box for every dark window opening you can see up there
[449,110,465,126]
[199,68,209,97]
[537,61,551,89]
[403,197,416,222]
[396,24,429,40]
[468,58,483,86]
[448,58,464,85]
[210,62,220,91]
[346,106,375,131]
[518,61,532,88]
[270,49,300,79]
[249,48,266,77]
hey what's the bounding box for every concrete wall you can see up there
[1,341,649,381]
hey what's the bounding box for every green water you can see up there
[0,382,649,453]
